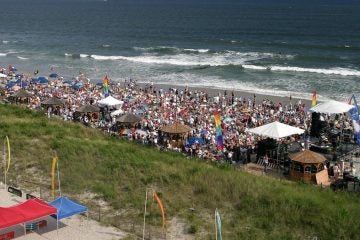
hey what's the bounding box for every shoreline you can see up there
[131,81,313,108]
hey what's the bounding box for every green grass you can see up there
[1,104,360,239]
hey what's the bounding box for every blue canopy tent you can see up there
[49,196,88,220]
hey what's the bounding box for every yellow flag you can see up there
[4,136,11,174]
[51,156,57,199]
[153,191,166,228]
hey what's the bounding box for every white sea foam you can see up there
[183,48,209,53]
[0,53,6,57]
[64,53,72,57]
[17,56,28,60]
[90,50,292,67]
[102,44,111,48]
[2,41,9,44]
[269,66,360,77]
[80,54,89,58]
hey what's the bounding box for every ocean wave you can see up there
[64,53,89,58]
[2,41,9,44]
[17,56,29,60]
[0,53,6,57]
[243,64,360,76]
[134,46,210,54]
[102,44,111,48]
[80,54,89,58]
[269,66,360,77]
[90,50,292,66]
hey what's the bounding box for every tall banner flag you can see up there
[153,191,166,228]
[51,156,58,199]
[103,75,109,97]
[349,95,360,145]
[214,111,224,150]
[311,91,317,107]
[215,208,223,240]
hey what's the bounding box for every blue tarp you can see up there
[186,137,205,145]
[49,196,88,220]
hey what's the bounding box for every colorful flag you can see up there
[103,75,109,97]
[214,111,224,150]
[215,208,223,240]
[51,156,58,199]
[348,95,360,145]
[311,91,317,107]
[153,191,166,228]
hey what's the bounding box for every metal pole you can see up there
[3,137,6,190]
[142,189,148,240]
[215,209,217,240]
[57,158,62,197]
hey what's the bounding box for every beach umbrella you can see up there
[310,100,354,114]
[49,73,58,78]
[37,77,49,84]
[72,83,83,90]
[223,117,234,123]
[5,82,15,89]
[31,78,39,83]
[135,129,148,136]
[15,74,23,79]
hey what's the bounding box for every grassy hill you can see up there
[1,104,360,239]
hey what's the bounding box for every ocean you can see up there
[0,0,359,101]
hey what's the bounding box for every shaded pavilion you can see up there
[116,113,142,128]
[160,122,192,147]
[75,104,101,121]
[289,150,327,184]
[8,89,33,104]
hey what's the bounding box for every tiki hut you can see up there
[41,97,65,107]
[41,97,65,116]
[75,104,101,121]
[8,89,33,104]
[160,122,192,147]
[289,150,327,184]
[116,113,142,128]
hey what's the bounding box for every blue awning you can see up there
[49,196,88,220]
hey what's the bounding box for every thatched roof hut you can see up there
[11,89,33,98]
[161,122,192,134]
[41,97,65,106]
[289,150,327,184]
[116,113,142,124]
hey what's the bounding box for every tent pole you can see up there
[3,138,6,190]
[57,157,62,197]
[142,189,148,240]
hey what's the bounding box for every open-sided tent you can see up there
[0,198,57,229]
[49,196,88,220]
[97,95,123,107]
[310,100,354,114]
[247,121,305,140]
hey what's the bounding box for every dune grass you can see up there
[1,104,360,239]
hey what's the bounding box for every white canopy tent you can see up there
[310,100,354,114]
[97,96,123,107]
[247,121,305,140]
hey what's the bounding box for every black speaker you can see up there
[310,112,321,137]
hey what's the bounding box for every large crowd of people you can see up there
[0,67,356,166]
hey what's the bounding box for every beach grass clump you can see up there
[1,104,360,239]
